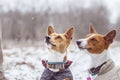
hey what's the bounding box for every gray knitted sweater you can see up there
[94,59,120,80]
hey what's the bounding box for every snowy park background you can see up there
[0,0,120,80]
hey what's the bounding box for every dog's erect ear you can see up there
[64,27,74,40]
[104,30,116,43]
[89,24,97,33]
[47,25,55,35]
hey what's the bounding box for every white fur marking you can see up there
[43,50,66,72]
[87,50,110,68]
[77,39,87,48]
[77,34,96,48]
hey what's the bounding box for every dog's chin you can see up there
[78,46,92,51]
[78,47,87,50]
[45,42,56,48]
[46,43,52,48]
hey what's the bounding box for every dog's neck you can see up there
[88,50,110,68]
[47,50,67,62]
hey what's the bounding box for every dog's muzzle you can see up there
[45,36,51,45]
[76,41,81,46]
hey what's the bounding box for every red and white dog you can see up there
[40,26,74,80]
[76,24,120,80]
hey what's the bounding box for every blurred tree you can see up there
[75,5,109,39]
[0,4,118,42]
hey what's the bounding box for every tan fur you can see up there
[48,25,55,35]
[85,25,116,54]
[89,24,97,33]
[47,26,74,53]
[86,34,107,53]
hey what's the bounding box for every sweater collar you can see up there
[89,59,115,75]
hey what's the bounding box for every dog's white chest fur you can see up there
[45,50,66,62]
[88,50,110,68]
[43,50,66,72]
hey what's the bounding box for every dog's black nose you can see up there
[45,36,50,44]
[45,36,50,41]
[76,41,81,45]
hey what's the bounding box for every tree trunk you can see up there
[0,40,7,80]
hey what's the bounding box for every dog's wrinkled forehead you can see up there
[50,33,60,36]
[86,33,94,37]
[49,33,66,40]
[49,33,57,37]
[86,33,104,39]
[86,34,96,39]
[86,34,95,38]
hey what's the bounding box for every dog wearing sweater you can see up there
[40,26,74,80]
[76,24,120,80]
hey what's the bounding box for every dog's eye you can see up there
[56,36,62,39]
[91,38,97,42]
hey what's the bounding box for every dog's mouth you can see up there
[78,46,87,50]
[45,40,56,47]
[77,46,92,50]
[49,42,56,46]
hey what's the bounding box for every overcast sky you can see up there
[0,0,120,23]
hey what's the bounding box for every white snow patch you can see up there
[2,42,120,80]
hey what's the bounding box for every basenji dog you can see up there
[76,24,120,80]
[40,26,74,80]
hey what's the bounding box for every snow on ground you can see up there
[2,41,120,80]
